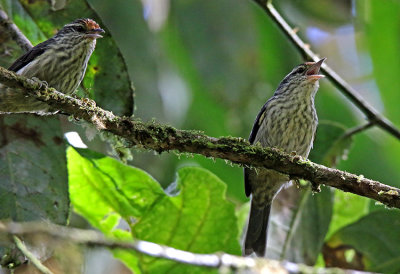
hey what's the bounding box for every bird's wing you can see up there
[8,39,53,72]
[245,100,271,197]
[248,102,269,144]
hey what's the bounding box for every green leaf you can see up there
[236,202,250,241]
[326,210,400,273]
[67,147,240,273]
[325,191,369,240]
[17,0,134,115]
[0,116,69,224]
[68,148,164,232]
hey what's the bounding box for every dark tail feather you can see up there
[0,86,52,114]
[243,201,271,257]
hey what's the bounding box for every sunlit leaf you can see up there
[68,147,240,273]
[325,191,369,240]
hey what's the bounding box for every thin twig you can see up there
[0,66,399,209]
[0,8,32,52]
[12,236,53,274]
[251,0,400,140]
[0,221,373,273]
[339,121,374,141]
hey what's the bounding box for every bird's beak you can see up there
[306,58,326,80]
[85,28,105,39]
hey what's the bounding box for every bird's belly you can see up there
[257,111,317,157]
[17,45,93,95]
[278,119,314,156]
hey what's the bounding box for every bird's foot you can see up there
[30,77,49,89]
[81,97,97,108]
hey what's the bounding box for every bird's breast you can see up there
[255,97,318,157]
[18,40,96,95]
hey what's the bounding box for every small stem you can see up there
[340,121,375,141]
[13,236,53,274]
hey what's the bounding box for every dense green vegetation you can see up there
[1,0,399,272]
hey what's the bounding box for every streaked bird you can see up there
[243,58,326,257]
[0,18,104,114]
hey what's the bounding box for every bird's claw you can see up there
[81,97,97,108]
[30,77,49,89]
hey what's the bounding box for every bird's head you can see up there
[275,58,326,96]
[56,18,105,41]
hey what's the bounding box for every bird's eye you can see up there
[296,67,305,74]
[75,26,85,32]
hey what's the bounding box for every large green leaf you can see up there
[17,0,134,116]
[0,116,69,223]
[0,20,69,223]
[326,210,400,272]
[67,147,240,273]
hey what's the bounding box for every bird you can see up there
[243,58,326,257]
[0,18,104,114]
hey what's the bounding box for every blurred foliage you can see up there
[68,147,240,273]
[0,0,400,272]
[268,186,333,264]
[325,210,400,272]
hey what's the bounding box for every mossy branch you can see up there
[0,66,399,209]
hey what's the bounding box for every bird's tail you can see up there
[243,200,271,257]
[0,86,52,114]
